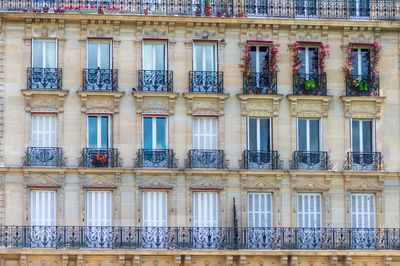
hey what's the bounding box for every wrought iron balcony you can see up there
[1,226,399,250]
[241,150,281,170]
[24,147,64,167]
[82,68,118,92]
[346,74,380,96]
[293,73,327,96]
[135,149,177,168]
[80,148,121,168]
[243,72,277,94]
[185,149,228,169]
[290,151,331,170]
[345,152,384,171]
[138,70,173,92]
[27,67,62,90]
[189,71,224,94]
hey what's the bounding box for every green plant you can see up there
[303,80,316,91]
[205,0,212,7]
[358,80,368,91]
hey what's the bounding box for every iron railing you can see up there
[1,226,400,250]
[27,67,62,90]
[290,151,331,170]
[240,150,281,170]
[185,149,228,169]
[189,71,224,94]
[82,68,118,92]
[135,149,177,168]
[80,148,121,168]
[24,147,64,167]
[345,152,384,171]
[346,74,380,96]
[293,73,327,96]
[243,72,277,94]
[138,70,173,92]
[2,0,399,21]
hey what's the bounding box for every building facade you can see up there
[0,0,399,265]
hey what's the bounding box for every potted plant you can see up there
[144,8,149,15]
[23,8,28,12]
[43,5,50,12]
[303,79,316,94]
[98,4,104,14]
[195,7,201,16]
[204,0,212,16]
[92,154,108,167]
[358,80,368,92]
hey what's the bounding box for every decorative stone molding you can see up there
[22,90,68,113]
[190,176,223,190]
[185,22,225,39]
[294,178,329,192]
[25,174,62,188]
[25,18,65,39]
[237,94,282,117]
[183,93,228,116]
[133,92,178,115]
[138,175,175,189]
[289,25,329,43]
[287,95,333,117]
[77,91,124,113]
[136,21,176,39]
[80,19,120,38]
[82,175,117,189]
[239,23,273,43]
[241,177,279,191]
[346,178,383,192]
[341,96,385,119]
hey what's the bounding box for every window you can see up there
[248,118,271,151]
[351,120,374,153]
[297,119,320,152]
[193,117,218,149]
[351,194,375,228]
[143,41,167,71]
[86,191,112,226]
[295,0,317,17]
[248,193,273,227]
[87,116,111,148]
[297,193,322,228]
[351,48,370,78]
[349,0,370,18]
[299,47,318,76]
[249,46,269,73]
[246,0,269,16]
[32,39,57,69]
[193,192,218,227]
[193,42,217,72]
[31,114,57,147]
[143,191,168,227]
[31,190,56,226]
[143,117,167,149]
[87,39,112,69]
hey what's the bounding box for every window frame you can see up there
[142,40,168,71]
[247,117,272,151]
[351,193,376,228]
[30,189,57,226]
[299,46,319,75]
[351,47,371,76]
[297,118,322,152]
[31,113,58,148]
[192,41,218,72]
[86,39,113,69]
[192,191,219,227]
[142,116,169,149]
[192,116,218,150]
[142,190,168,227]
[297,193,322,228]
[249,45,270,73]
[247,192,273,228]
[350,119,376,153]
[86,190,113,227]
[31,38,58,68]
[87,115,112,148]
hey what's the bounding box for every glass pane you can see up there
[143,44,153,70]
[87,42,98,69]
[259,46,269,72]
[249,46,257,73]
[156,117,166,149]
[298,119,307,151]
[309,48,318,74]
[88,116,98,148]
[45,41,56,68]
[309,120,319,151]
[361,49,370,77]
[205,45,215,71]
[248,118,257,150]
[300,48,306,75]
[362,121,372,152]
[351,50,359,76]
[352,120,360,152]
[259,118,270,151]
[194,44,203,71]
[155,44,165,70]
[100,42,110,69]
[100,116,108,148]
[143,117,153,149]
[32,41,43,68]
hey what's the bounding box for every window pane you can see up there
[259,118,270,151]
[259,46,269,72]
[352,120,360,152]
[100,42,110,69]
[308,48,318,74]
[300,48,306,75]
[143,44,153,70]
[361,49,370,76]
[87,42,98,69]
[32,41,43,68]
[362,121,372,152]
[143,117,153,149]
[249,46,257,72]
[100,116,108,148]
[298,119,307,151]
[248,118,257,150]
[205,45,215,71]
[194,44,203,71]
[156,117,166,149]
[88,116,98,148]
[309,119,319,151]
[155,44,165,70]
[45,41,56,68]
[351,50,359,76]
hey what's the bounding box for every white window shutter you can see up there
[248,193,273,227]
[30,190,56,226]
[193,118,218,149]
[143,191,168,227]
[193,192,218,227]
[297,193,322,228]
[351,194,376,228]
[86,191,112,226]
[31,114,57,147]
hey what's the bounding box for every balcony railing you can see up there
[243,72,277,94]
[293,73,327,96]
[135,149,177,168]
[138,70,173,92]
[27,67,62,90]
[240,150,281,170]
[80,148,121,168]
[345,152,384,171]
[24,147,64,167]
[346,74,380,96]
[290,151,331,170]
[1,226,400,250]
[3,0,400,21]
[185,149,228,169]
[82,68,118,92]
[189,71,224,94]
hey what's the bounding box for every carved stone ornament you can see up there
[26,18,65,39]
[238,94,282,117]
[242,177,279,191]
[84,175,117,189]
[26,174,61,188]
[190,176,223,190]
[81,20,120,38]
[341,96,385,119]
[183,93,228,115]
[138,176,174,189]
[186,22,225,39]
[294,178,329,192]
[287,95,333,118]
[22,90,68,113]
[346,178,383,192]
[133,92,178,115]
[77,91,124,113]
